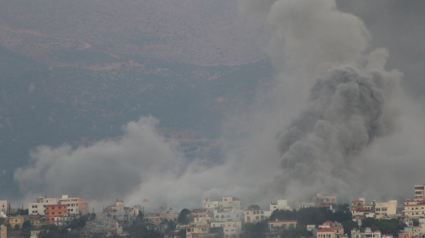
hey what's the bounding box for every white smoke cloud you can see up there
[14,0,425,209]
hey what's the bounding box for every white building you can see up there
[213,210,243,222]
[28,197,59,215]
[28,195,89,216]
[0,201,6,214]
[270,200,290,212]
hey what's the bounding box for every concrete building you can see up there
[213,210,243,222]
[186,225,209,238]
[374,200,397,219]
[415,184,425,200]
[7,216,25,229]
[403,200,425,218]
[191,209,213,225]
[0,225,6,238]
[0,201,6,214]
[351,199,366,208]
[270,200,290,212]
[317,228,337,238]
[244,209,271,223]
[28,195,88,216]
[202,197,241,211]
[351,228,381,238]
[398,227,413,238]
[211,221,242,238]
[268,220,297,231]
[314,193,337,205]
[54,214,74,226]
[59,195,89,215]
[28,197,60,215]
[30,230,42,238]
[45,204,68,225]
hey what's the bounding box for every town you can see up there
[1,183,425,238]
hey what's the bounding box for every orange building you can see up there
[45,204,68,225]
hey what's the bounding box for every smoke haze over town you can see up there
[0,0,424,212]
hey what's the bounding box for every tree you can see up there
[343,220,359,237]
[178,228,187,238]
[22,220,32,229]
[178,209,191,225]
[280,227,312,238]
[240,221,268,238]
[137,210,144,220]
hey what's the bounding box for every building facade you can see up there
[7,216,25,229]
[211,221,242,238]
[0,225,6,238]
[0,201,6,214]
[403,200,425,218]
[415,184,425,200]
[45,204,68,225]
[270,200,290,212]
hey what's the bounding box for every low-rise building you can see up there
[244,209,271,223]
[0,201,6,214]
[211,221,242,238]
[7,216,25,229]
[27,215,43,227]
[191,209,213,225]
[351,228,381,238]
[202,197,241,211]
[270,200,290,212]
[30,230,42,238]
[268,220,297,231]
[186,225,209,238]
[0,225,6,238]
[314,193,337,205]
[54,214,74,226]
[213,210,243,222]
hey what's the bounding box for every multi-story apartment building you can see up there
[0,225,6,238]
[0,201,7,214]
[403,200,425,218]
[415,184,425,200]
[59,195,89,215]
[374,200,397,219]
[28,197,59,215]
[28,195,88,216]
[45,204,68,225]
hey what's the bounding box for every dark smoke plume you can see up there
[275,66,399,199]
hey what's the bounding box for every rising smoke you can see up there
[14,0,425,209]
